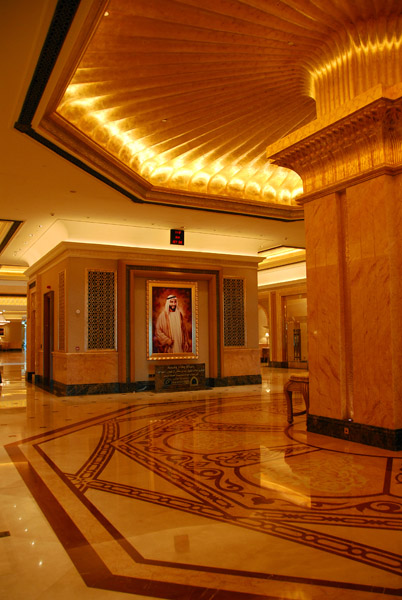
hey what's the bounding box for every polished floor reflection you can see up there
[1,353,401,599]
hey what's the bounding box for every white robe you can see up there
[169,309,183,353]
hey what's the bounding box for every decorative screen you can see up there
[223,278,245,347]
[87,270,116,350]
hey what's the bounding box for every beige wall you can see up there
[67,256,117,353]
[0,321,23,350]
[26,243,261,390]
[222,265,260,377]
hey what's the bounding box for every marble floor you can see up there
[1,353,401,600]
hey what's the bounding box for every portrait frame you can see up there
[146,280,198,360]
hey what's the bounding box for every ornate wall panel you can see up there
[58,270,65,351]
[223,278,245,347]
[87,270,116,350]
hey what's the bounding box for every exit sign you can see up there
[170,229,184,245]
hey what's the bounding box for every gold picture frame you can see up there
[146,280,198,360]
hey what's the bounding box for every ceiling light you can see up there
[258,246,305,259]
[0,266,27,275]
[258,246,306,270]
[0,312,10,325]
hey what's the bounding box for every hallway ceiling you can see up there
[1,0,400,271]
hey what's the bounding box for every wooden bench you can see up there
[284,371,309,423]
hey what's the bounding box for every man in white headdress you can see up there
[154,294,190,353]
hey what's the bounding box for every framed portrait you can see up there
[147,280,198,360]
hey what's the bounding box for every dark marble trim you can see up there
[133,381,155,393]
[307,414,402,451]
[33,374,261,396]
[35,375,120,397]
[26,371,35,382]
[0,348,22,352]
[209,375,262,387]
[34,375,52,392]
[266,361,289,368]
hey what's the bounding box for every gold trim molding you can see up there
[308,18,402,118]
[268,95,402,197]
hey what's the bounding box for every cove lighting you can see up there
[258,246,306,271]
[258,245,305,259]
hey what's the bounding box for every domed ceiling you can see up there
[37,0,401,216]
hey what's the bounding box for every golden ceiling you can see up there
[39,0,402,215]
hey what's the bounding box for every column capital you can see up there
[267,92,402,200]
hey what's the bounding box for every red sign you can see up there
[170,229,184,245]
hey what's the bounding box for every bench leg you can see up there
[284,381,309,424]
[284,386,293,423]
[301,388,309,415]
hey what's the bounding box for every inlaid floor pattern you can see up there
[1,353,401,600]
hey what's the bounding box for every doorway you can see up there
[43,291,54,387]
[282,294,308,369]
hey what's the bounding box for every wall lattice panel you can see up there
[87,270,116,350]
[223,278,245,347]
[58,271,65,351]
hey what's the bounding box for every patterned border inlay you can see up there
[6,395,402,599]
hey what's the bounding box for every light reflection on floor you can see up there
[1,352,401,600]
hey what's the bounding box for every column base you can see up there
[307,414,402,451]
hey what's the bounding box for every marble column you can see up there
[304,172,402,449]
[266,20,402,449]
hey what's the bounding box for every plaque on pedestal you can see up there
[155,363,205,393]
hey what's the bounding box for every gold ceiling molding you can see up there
[0,296,27,307]
[0,266,28,280]
[37,0,402,215]
[309,17,402,117]
[268,95,402,196]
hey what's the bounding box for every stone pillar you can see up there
[267,10,402,450]
[304,173,402,449]
[266,68,402,448]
